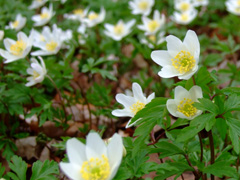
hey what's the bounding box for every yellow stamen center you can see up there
[33,70,40,80]
[235,7,240,12]
[148,20,159,32]
[238,0,240,5]
[40,12,49,19]
[37,0,43,2]
[148,35,156,42]
[177,98,197,117]
[138,1,148,10]
[180,13,189,21]
[180,2,190,11]
[45,41,58,51]
[130,101,145,115]
[88,13,98,20]
[114,24,124,35]
[10,40,27,56]
[80,155,110,180]
[73,9,84,15]
[12,20,19,28]
[171,50,195,74]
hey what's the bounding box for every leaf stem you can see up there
[198,133,203,162]
[184,154,199,179]
[46,75,68,123]
[208,130,215,180]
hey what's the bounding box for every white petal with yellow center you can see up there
[80,155,110,180]
[10,40,27,56]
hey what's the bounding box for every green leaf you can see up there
[221,87,240,95]
[7,155,27,180]
[190,113,216,132]
[155,162,193,180]
[128,97,167,127]
[226,118,240,153]
[194,98,219,114]
[203,161,237,178]
[224,94,240,112]
[153,141,185,158]
[0,163,5,177]
[176,126,200,142]
[30,160,59,180]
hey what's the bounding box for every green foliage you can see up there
[30,160,59,180]
[7,156,27,180]
[5,156,59,180]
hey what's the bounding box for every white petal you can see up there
[116,94,135,108]
[151,50,172,66]
[107,134,123,180]
[183,30,200,59]
[158,65,181,78]
[59,162,83,180]
[189,85,203,102]
[174,86,190,104]
[147,92,155,103]
[86,132,107,160]
[112,109,134,117]
[178,69,197,80]
[66,138,86,165]
[166,35,184,57]
[166,99,179,118]
[4,38,15,51]
[132,83,146,103]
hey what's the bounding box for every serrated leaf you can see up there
[190,113,216,132]
[221,87,240,95]
[153,141,185,158]
[203,161,237,178]
[30,160,59,180]
[226,118,240,154]
[155,162,193,180]
[194,98,219,114]
[7,155,27,180]
[224,94,240,112]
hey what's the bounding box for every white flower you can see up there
[167,85,203,120]
[64,8,89,21]
[151,30,200,80]
[83,7,106,27]
[171,9,198,25]
[26,56,47,87]
[140,32,165,48]
[138,10,165,35]
[104,19,136,41]
[0,31,33,64]
[129,0,155,16]
[175,0,195,12]
[226,0,240,15]
[112,82,155,128]
[193,0,209,7]
[32,4,55,27]
[7,14,27,31]
[59,132,123,180]
[31,25,62,56]
[77,24,88,45]
[29,0,48,9]
[0,30,4,41]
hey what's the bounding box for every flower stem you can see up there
[46,75,68,123]
[192,75,196,85]
[198,133,203,162]
[208,130,215,180]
